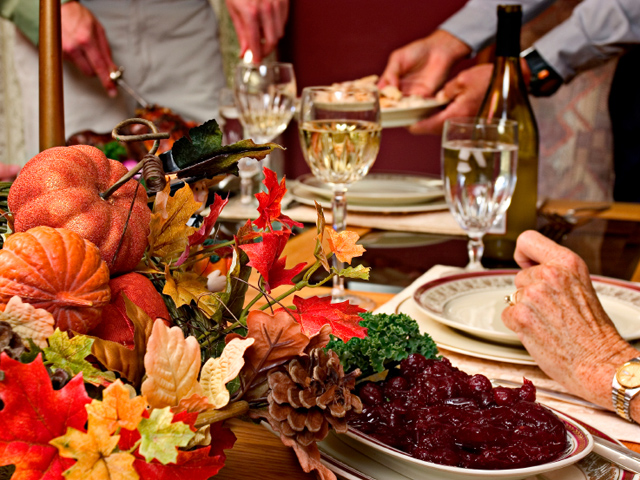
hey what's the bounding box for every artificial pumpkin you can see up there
[8,145,151,274]
[0,226,111,333]
[88,272,171,348]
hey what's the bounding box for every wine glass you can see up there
[298,86,382,308]
[441,117,519,270]
[234,62,297,203]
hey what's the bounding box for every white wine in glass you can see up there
[234,62,296,203]
[298,86,382,308]
[442,117,518,270]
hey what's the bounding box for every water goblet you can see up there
[234,62,296,202]
[442,117,519,270]
[298,85,382,308]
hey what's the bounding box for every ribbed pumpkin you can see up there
[0,226,111,333]
[88,272,171,348]
[8,145,151,274]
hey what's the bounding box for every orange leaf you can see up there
[324,228,365,264]
[85,380,147,434]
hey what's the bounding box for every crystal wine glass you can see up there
[442,117,519,270]
[298,86,382,308]
[234,62,297,203]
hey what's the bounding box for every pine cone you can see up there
[266,349,362,446]
[0,321,25,360]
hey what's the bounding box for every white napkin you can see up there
[375,265,640,443]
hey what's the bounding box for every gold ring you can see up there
[504,290,520,306]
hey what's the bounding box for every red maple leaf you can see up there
[253,168,303,232]
[289,295,368,342]
[239,231,306,293]
[119,410,236,480]
[0,353,92,480]
[176,194,229,266]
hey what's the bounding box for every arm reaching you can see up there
[502,230,640,421]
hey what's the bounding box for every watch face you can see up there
[616,362,640,388]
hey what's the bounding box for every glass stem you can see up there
[467,234,485,270]
[331,187,348,301]
[239,175,254,204]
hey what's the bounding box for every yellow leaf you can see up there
[162,266,220,317]
[0,296,55,348]
[200,338,254,409]
[141,320,204,409]
[186,425,211,449]
[85,380,148,434]
[148,183,199,260]
[324,227,366,264]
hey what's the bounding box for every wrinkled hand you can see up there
[60,1,117,96]
[378,29,471,99]
[406,63,493,135]
[226,0,289,63]
[502,230,639,409]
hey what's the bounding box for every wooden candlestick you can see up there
[38,0,65,151]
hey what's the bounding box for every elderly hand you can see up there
[60,1,117,96]
[502,230,640,410]
[406,63,492,135]
[226,0,289,63]
[378,29,471,99]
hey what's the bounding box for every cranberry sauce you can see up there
[348,355,569,469]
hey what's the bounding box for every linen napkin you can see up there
[375,265,640,442]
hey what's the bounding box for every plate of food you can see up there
[412,270,640,346]
[339,354,593,480]
[294,173,444,206]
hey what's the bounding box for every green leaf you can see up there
[20,338,43,363]
[43,329,116,386]
[339,265,370,280]
[171,119,224,168]
[327,312,439,378]
[98,141,128,161]
[137,407,195,464]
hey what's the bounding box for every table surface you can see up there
[217,200,640,480]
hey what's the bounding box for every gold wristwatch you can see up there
[612,357,640,422]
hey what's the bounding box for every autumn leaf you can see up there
[0,353,91,480]
[137,408,195,465]
[141,320,204,409]
[0,295,55,348]
[51,424,137,480]
[239,231,306,293]
[148,183,199,260]
[289,295,367,342]
[90,295,154,387]
[44,329,116,387]
[200,338,255,409]
[173,393,212,414]
[339,264,370,280]
[85,380,147,434]
[226,310,309,383]
[324,227,366,264]
[254,168,303,231]
[162,265,220,317]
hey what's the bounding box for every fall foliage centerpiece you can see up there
[0,118,387,480]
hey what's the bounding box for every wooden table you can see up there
[218,204,640,479]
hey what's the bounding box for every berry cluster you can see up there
[348,354,568,469]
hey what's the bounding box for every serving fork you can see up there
[538,204,611,242]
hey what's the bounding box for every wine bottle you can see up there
[479,4,539,263]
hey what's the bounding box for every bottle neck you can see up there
[495,7,522,58]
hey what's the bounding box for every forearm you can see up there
[0,0,75,45]
[534,0,640,82]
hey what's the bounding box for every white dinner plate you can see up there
[413,270,640,346]
[289,183,448,214]
[396,296,536,365]
[381,98,449,128]
[294,173,444,206]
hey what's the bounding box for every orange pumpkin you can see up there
[0,226,111,333]
[8,145,151,274]
[88,272,171,348]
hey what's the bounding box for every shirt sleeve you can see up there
[439,0,558,54]
[534,0,640,81]
[0,0,75,45]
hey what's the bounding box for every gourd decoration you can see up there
[0,226,111,333]
[88,272,171,348]
[7,144,151,274]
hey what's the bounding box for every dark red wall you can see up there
[278,0,473,180]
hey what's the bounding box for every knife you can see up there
[110,67,149,108]
[593,436,640,474]
[491,378,608,411]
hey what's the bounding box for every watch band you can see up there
[612,357,640,422]
[520,47,563,97]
